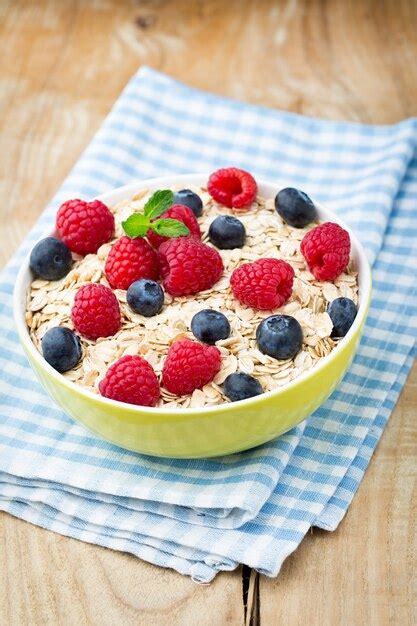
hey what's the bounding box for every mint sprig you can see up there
[122,189,190,239]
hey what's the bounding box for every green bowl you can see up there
[14,175,372,458]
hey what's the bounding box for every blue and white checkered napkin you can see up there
[0,67,416,582]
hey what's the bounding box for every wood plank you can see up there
[0,0,416,623]
[0,514,244,625]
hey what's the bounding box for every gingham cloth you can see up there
[0,68,416,582]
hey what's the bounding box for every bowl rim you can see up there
[13,173,372,416]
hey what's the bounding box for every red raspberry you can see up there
[162,339,221,395]
[56,199,115,256]
[207,167,257,209]
[158,237,224,297]
[147,204,201,249]
[230,258,294,310]
[99,355,160,407]
[105,236,158,290]
[71,284,121,340]
[301,222,351,281]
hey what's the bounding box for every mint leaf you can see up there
[122,213,150,237]
[151,218,190,238]
[143,190,174,219]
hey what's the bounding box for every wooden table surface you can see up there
[0,1,416,624]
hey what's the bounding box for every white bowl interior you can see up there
[13,174,372,415]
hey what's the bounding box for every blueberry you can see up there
[191,309,231,344]
[256,315,303,360]
[208,215,246,250]
[42,327,82,372]
[30,237,72,280]
[173,189,203,217]
[274,188,317,228]
[328,297,357,337]
[223,372,263,402]
[127,279,164,317]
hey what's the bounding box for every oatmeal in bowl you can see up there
[14,171,370,457]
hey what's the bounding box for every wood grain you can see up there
[0,0,416,624]
[0,514,244,625]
